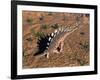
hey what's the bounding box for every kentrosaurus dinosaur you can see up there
[34,22,81,59]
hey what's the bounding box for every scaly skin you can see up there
[35,22,81,59]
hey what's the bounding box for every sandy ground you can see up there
[22,11,89,68]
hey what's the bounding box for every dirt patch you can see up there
[22,11,89,68]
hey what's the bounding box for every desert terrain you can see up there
[22,11,89,68]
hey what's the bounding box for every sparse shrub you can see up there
[30,28,35,35]
[35,32,45,38]
[76,59,86,66]
[79,41,89,52]
[85,14,89,17]
[39,17,43,20]
[71,53,88,66]
[62,14,66,21]
[26,37,33,42]
[76,16,80,21]
[39,15,44,20]
[48,12,52,15]
[26,18,34,25]
[41,24,48,29]
[30,28,45,38]
[51,23,59,29]
[80,32,85,35]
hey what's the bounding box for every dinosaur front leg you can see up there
[60,41,64,53]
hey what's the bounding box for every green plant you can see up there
[71,53,88,66]
[41,24,48,29]
[30,28,35,35]
[51,23,59,29]
[76,59,86,66]
[26,18,34,25]
[30,28,45,38]
[48,12,52,15]
[35,32,45,38]
[79,41,89,52]
[62,14,66,21]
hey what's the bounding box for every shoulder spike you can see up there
[47,43,49,45]
[54,29,57,33]
[51,33,54,36]
[48,37,51,41]
[58,28,61,31]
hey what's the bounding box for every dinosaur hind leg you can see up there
[53,42,64,54]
